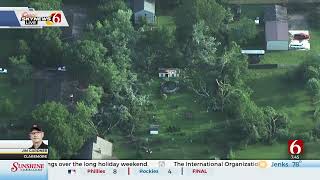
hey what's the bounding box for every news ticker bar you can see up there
[0,7,68,28]
[1,160,320,180]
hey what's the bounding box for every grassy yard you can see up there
[113,79,227,159]
[157,16,175,27]
[234,68,316,159]
[234,26,320,159]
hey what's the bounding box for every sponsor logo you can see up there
[11,162,45,172]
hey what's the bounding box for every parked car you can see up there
[293,33,310,40]
[0,68,7,74]
[57,66,66,72]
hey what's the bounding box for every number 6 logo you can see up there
[288,140,304,155]
[51,12,62,23]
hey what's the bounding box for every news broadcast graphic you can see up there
[1,160,320,180]
[45,160,320,180]
[0,140,49,160]
[288,140,304,160]
[0,7,68,28]
[0,161,47,180]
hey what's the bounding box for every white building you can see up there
[159,68,180,78]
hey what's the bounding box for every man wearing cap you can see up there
[29,125,48,149]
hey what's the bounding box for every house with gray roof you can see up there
[132,0,156,24]
[264,5,289,50]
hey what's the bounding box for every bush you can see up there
[305,66,319,80]
[306,78,320,96]
[166,125,181,133]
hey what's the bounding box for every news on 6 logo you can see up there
[45,12,62,26]
[288,140,304,159]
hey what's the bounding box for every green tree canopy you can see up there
[175,0,227,43]
[8,55,33,84]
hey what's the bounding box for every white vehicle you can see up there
[289,43,304,49]
[57,66,66,72]
[0,68,7,74]
[289,41,307,50]
[255,17,260,25]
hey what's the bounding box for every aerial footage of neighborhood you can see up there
[1,0,320,160]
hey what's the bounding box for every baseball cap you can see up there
[30,124,43,132]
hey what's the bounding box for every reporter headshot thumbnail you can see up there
[29,124,48,149]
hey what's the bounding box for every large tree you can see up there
[65,40,107,85]
[81,85,104,114]
[32,102,78,158]
[228,18,257,45]
[86,9,137,92]
[135,25,177,73]
[8,55,33,84]
[175,0,227,43]
[26,0,64,67]
[32,101,97,159]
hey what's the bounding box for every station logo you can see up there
[11,162,45,172]
[288,140,304,159]
[45,12,62,26]
[20,11,62,26]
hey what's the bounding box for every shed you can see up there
[241,50,265,64]
[149,124,159,135]
[159,68,180,78]
[264,5,289,51]
[77,136,113,160]
[132,0,156,24]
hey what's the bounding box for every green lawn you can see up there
[235,28,320,159]
[157,16,175,28]
[113,79,226,159]
[248,69,314,133]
